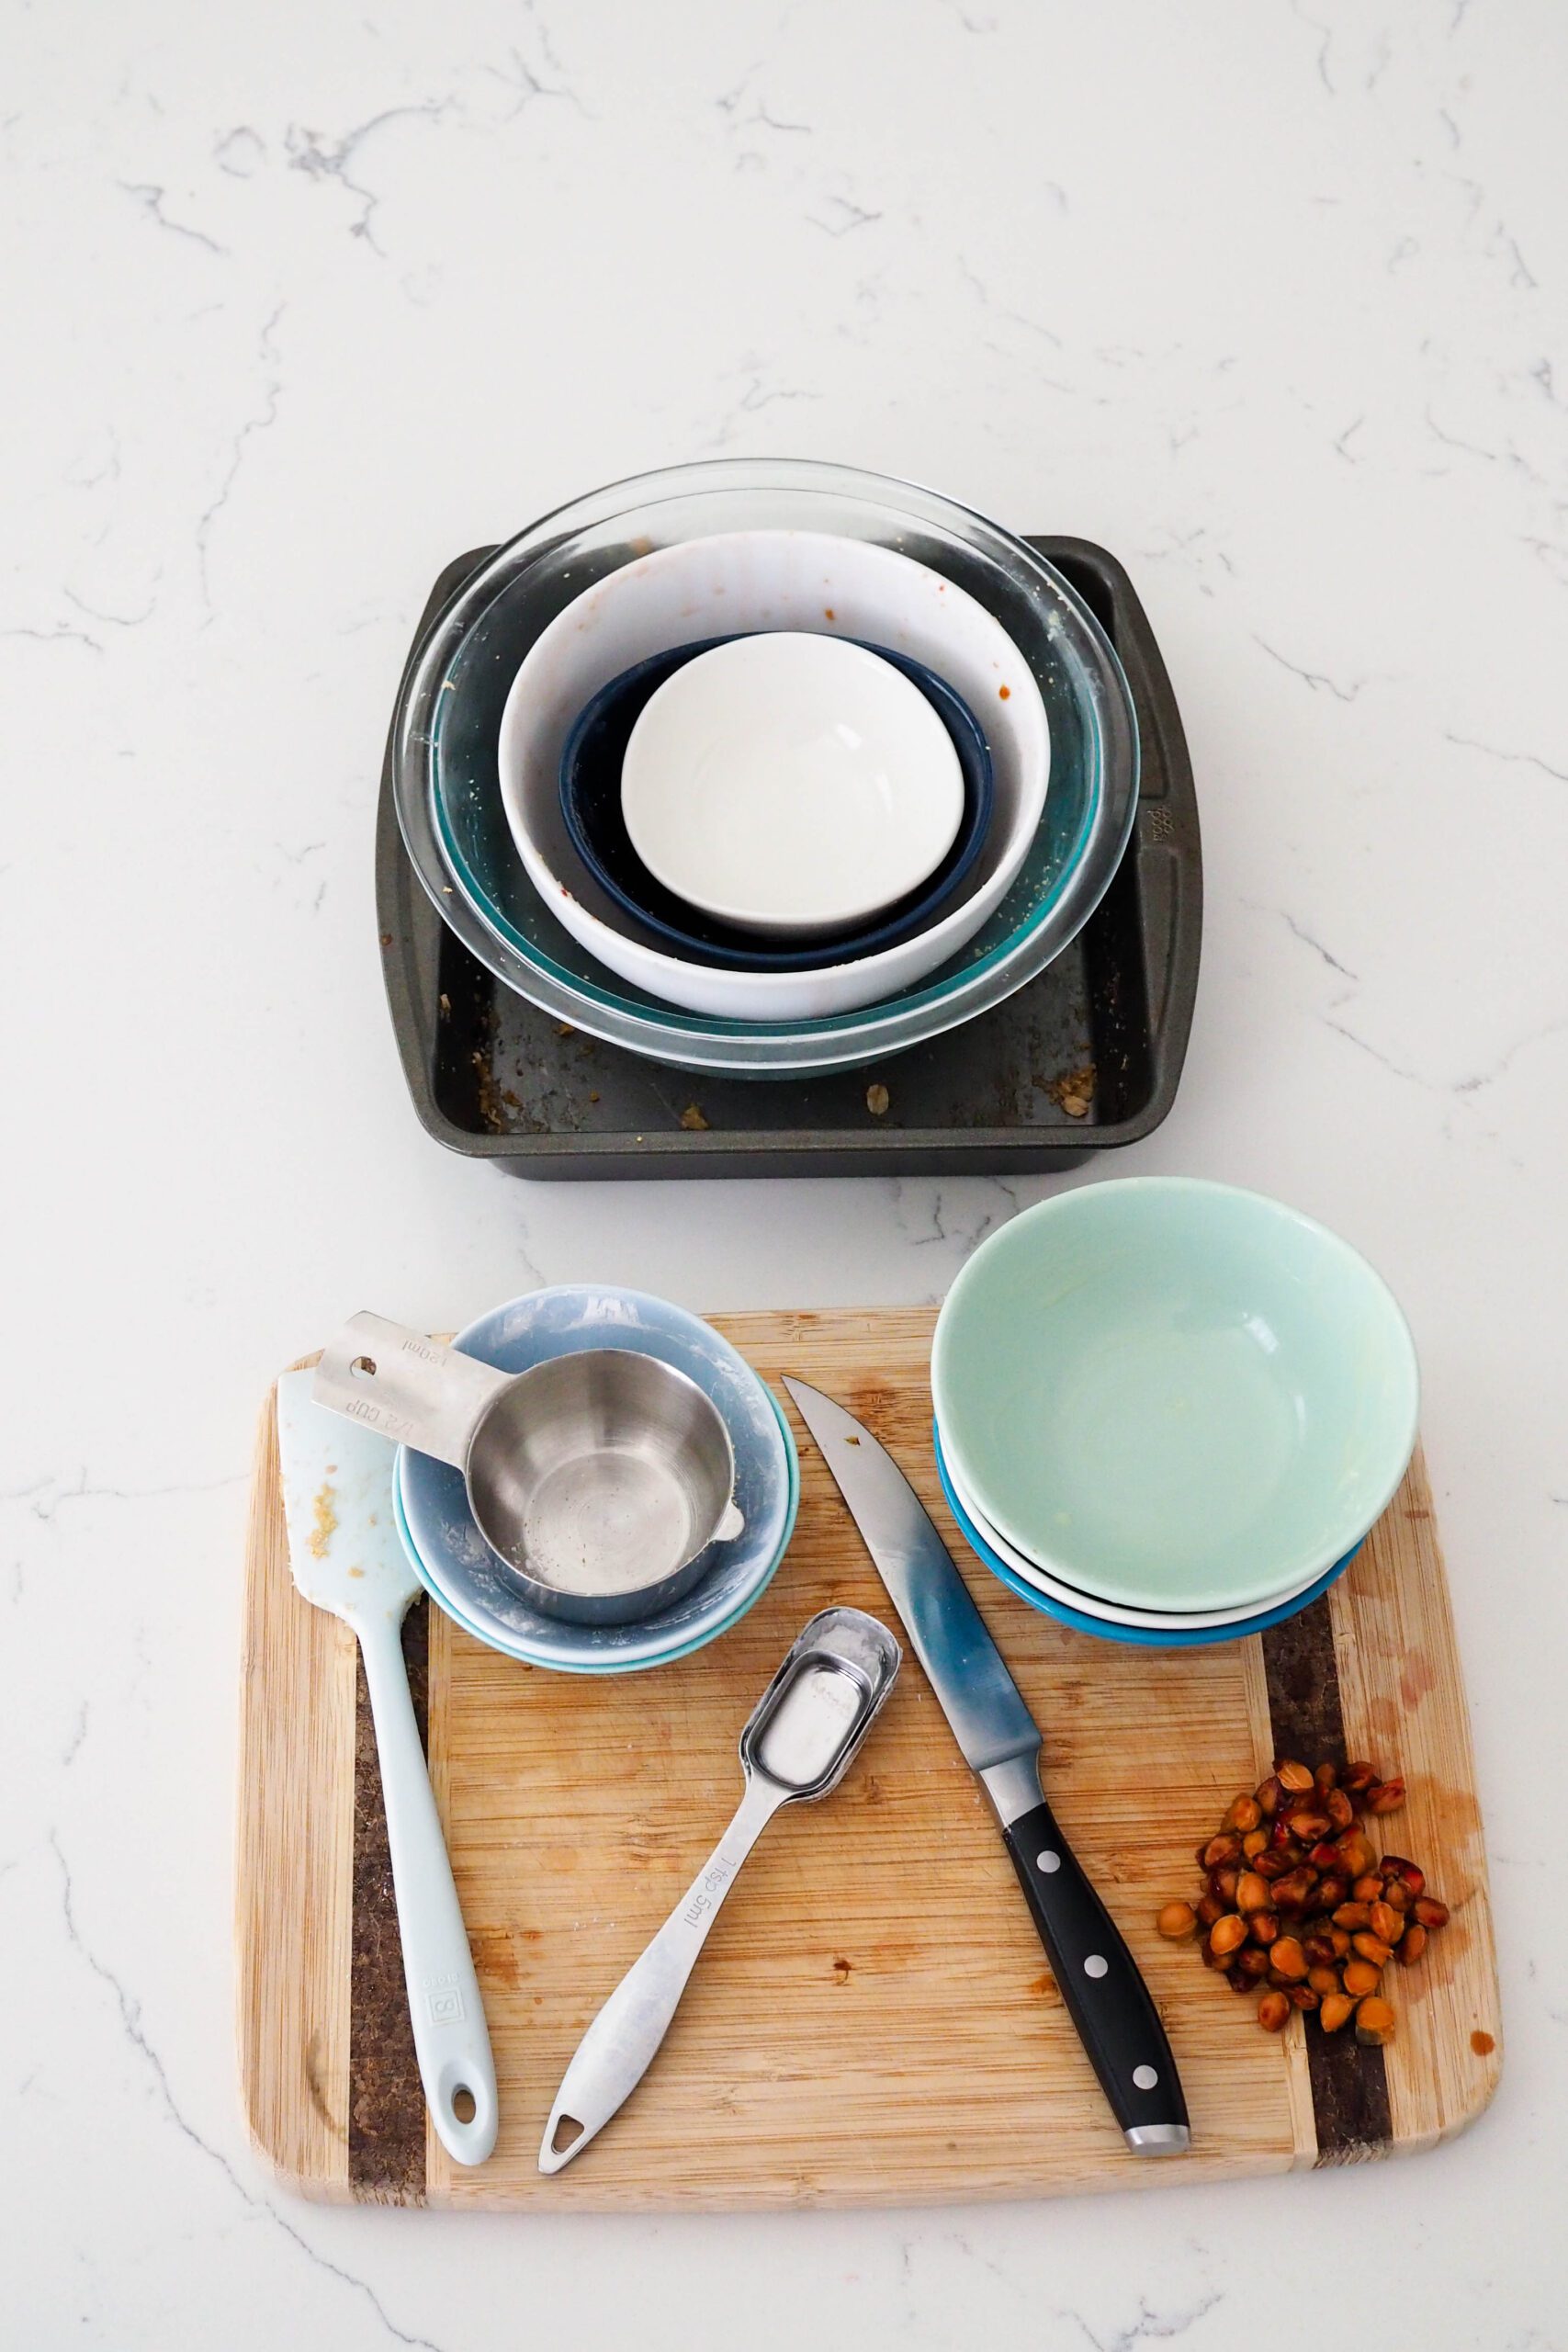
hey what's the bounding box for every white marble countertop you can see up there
[7,1,1566,2343]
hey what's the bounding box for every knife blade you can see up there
[783,1375,1189,2154]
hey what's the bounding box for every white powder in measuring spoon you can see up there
[756,1662,864,1788]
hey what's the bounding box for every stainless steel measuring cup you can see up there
[539,1605,902,2171]
[313,1313,746,1624]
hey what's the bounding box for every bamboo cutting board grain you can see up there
[236,1309,1500,2207]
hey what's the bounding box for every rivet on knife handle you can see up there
[989,1781,1189,2150]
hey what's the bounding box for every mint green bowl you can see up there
[931,1179,1419,1615]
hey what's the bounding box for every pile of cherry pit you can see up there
[1157,1758,1450,2041]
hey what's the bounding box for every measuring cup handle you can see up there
[312,1312,512,1466]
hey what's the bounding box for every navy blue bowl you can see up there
[558,635,996,972]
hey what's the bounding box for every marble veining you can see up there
[5,0,1565,2345]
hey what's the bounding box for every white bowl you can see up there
[496,529,1049,1023]
[938,1433,1337,1632]
[621,634,964,937]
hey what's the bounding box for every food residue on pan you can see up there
[681,1103,710,1130]
[308,1484,338,1558]
[865,1082,890,1116]
[1048,1063,1096,1120]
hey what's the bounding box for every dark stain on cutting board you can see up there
[348,1599,429,2201]
[1261,1595,1393,2164]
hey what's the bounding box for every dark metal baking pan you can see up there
[376,535,1201,1181]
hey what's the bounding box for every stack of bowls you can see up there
[392,1286,798,1674]
[389,459,1141,1075]
[931,1181,1420,1647]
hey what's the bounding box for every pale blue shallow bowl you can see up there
[933,1419,1360,1648]
[396,1285,798,1673]
[931,1178,1418,1616]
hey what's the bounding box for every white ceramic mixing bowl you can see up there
[496,529,1050,1022]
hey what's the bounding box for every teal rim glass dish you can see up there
[391,459,1139,1073]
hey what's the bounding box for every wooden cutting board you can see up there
[236,1309,1500,2208]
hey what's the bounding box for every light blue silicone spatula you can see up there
[276,1369,498,2166]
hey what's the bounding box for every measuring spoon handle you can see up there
[539,1777,781,2173]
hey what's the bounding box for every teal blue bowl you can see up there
[931,1178,1418,1616]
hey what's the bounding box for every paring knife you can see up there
[783,1376,1190,2154]
[276,1371,498,2167]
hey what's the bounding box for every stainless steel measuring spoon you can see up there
[538,1605,901,2172]
[314,1313,745,1624]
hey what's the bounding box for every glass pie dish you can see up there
[390,458,1140,1075]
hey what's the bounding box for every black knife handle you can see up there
[999,1797,1190,2148]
